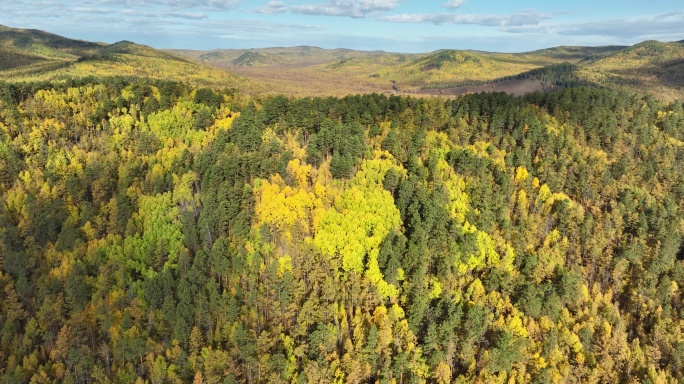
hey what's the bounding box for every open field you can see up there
[418,78,562,97]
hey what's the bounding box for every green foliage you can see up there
[0,26,249,91]
[0,79,683,383]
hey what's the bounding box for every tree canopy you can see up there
[0,78,683,383]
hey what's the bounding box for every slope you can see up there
[171,45,603,96]
[0,24,103,70]
[526,45,627,63]
[577,40,684,101]
[174,46,413,96]
[173,41,684,100]
[0,27,255,90]
[174,46,558,96]
[373,49,557,91]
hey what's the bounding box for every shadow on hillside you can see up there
[606,58,684,89]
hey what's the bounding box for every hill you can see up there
[2,77,684,383]
[0,24,103,59]
[0,24,103,70]
[526,45,627,63]
[574,40,684,99]
[95,40,190,63]
[374,49,559,90]
[174,46,394,67]
[175,46,556,96]
[0,25,254,90]
[2,25,684,100]
[174,41,684,100]
[173,46,414,96]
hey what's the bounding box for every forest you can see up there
[1,77,684,383]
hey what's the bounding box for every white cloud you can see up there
[175,0,235,7]
[556,13,684,38]
[442,0,465,9]
[83,0,239,10]
[199,19,323,33]
[383,10,551,27]
[73,7,113,14]
[290,0,402,18]
[254,1,287,15]
[358,0,401,11]
[501,12,684,41]
[166,12,208,20]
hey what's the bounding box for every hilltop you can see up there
[577,40,684,100]
[0,25,254,90]
[526,45,627,62]
[1,25,684,100]
[2,74,684,384]
[0,25,103,72]
[174,41,684,100]
[170,46,410,96]
[0,24,103,63]
[2,24,684,384]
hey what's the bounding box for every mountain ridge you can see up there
[2,24,684,100]
[0,25,254,90]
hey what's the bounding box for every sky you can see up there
[2,0,684,53]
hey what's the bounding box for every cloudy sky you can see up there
[2,0,684,52]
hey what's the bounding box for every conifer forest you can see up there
[1,77,684,383]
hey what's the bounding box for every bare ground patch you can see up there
[417,78,562,96]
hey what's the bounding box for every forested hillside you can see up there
[3,24,683,101]
[174,41,684,101]
[0,25,257,92]
[1,78,684,383]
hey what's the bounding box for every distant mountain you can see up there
[577,40,684,100]
[414,50,483,71]
[370,49,566,90]
[168,46,409,96]
[174,46,394,68]
[598,40,684,63]
[231,51,280,67]
[170,41,684,99]
[527,45,627,63]
[0,24,103,57]
[2,25,683,100]
[95,40,189,63]
[0,24,103,70]
[0,26,249,90]
[174,46,557,95]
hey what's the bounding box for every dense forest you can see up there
[1,77,684,383]
[419,63,590,91]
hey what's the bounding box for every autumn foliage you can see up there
[0,78,683,383]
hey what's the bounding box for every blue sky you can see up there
[2,0,684,52]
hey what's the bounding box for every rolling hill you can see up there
[2,25,684,383]
[0,25,254,90]
[373,49,558,89]
[577,40,684,100]
[0,25,103,71]
[172,46,414,96]
[526,45,627,63]
[2,25,684,100]
[173,41,684,100]
[0,24,103,60]
[173,46,560,96]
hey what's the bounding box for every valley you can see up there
[2,25,684,101]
